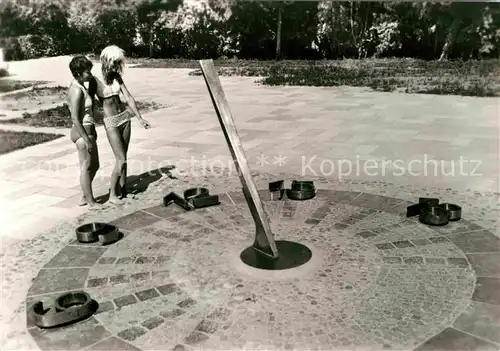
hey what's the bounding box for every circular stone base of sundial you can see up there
[240,241,312,270]
[23,186,499,351]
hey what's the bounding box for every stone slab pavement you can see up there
[0,55,498,244]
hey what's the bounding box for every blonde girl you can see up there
[94,45,150,204]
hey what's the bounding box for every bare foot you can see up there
[108,196,122,205]
[88,202,102,210]
[78,197,88,206]
[78,192,88,206]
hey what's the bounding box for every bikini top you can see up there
[70,80,95,124]
[94,75,121,99]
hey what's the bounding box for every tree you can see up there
[227,1,275,58]
[279,1,319,59]
[276,2,283,60]
[94,8,137,54]
[227,0,318,59]
[135,0,183,57]
[317,1,376,58]
[0,2,30,37]
[438,3,485,60]
[66,0,183,56]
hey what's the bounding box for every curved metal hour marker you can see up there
[163,188,221,210]
[406,197,462,226]
[199,59,279,259]
[438,203,462,221]
[419,206,449,226]
[286,180,316,200]
[76,223,120,245]
[28,291,98,329]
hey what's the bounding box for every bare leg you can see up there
[76,138,99,206]
[79,192,87,206]
[106,127,127,204]
[119,121,131,198]
[79,156,100,204]
[79,138,100,205]
[79,189,87,206]
[89,137,100,205]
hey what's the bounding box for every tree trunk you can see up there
[326,2,337,57]
[439,17,460,61]
[149,26,154,57]
[336,3,343,56]
[148,15,154,58]
[433,27,439,57]
[438,41,449,61]
[349,2,360,58]
[275,4,283,60]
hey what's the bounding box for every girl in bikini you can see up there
[67,56,101,208]
[94,45,151,204]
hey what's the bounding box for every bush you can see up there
[0,79,42,93]
[0,129,64,155]
[3,37,23,61]
[263,65,373,87]
[67,29,94,55]
[92,9,138,55]
[260,60,500,97]
[3,35,61,60]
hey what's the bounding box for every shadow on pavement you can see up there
[97,165,176,203]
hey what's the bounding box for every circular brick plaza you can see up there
[24,174,500,351]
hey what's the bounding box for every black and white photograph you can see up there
[0,1,499,350]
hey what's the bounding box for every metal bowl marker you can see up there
[419,206,450,226]
[28,291,98,329]
[287,180,316,200]
[55,292,92,311]
[439,203,462,221]
[76,223,102,243]
[76,223,120,245]
[407,197,439,217]
[291,180,314,190]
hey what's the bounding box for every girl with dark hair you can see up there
[68,55,101,208]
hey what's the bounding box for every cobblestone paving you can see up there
[2,170,499,351]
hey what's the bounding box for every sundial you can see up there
[198,59,313,270]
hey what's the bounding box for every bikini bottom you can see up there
[70,123,97,143]
[103,109,132,130]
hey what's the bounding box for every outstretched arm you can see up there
[117,76,149,128]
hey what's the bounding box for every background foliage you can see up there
[1,0,499,61]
